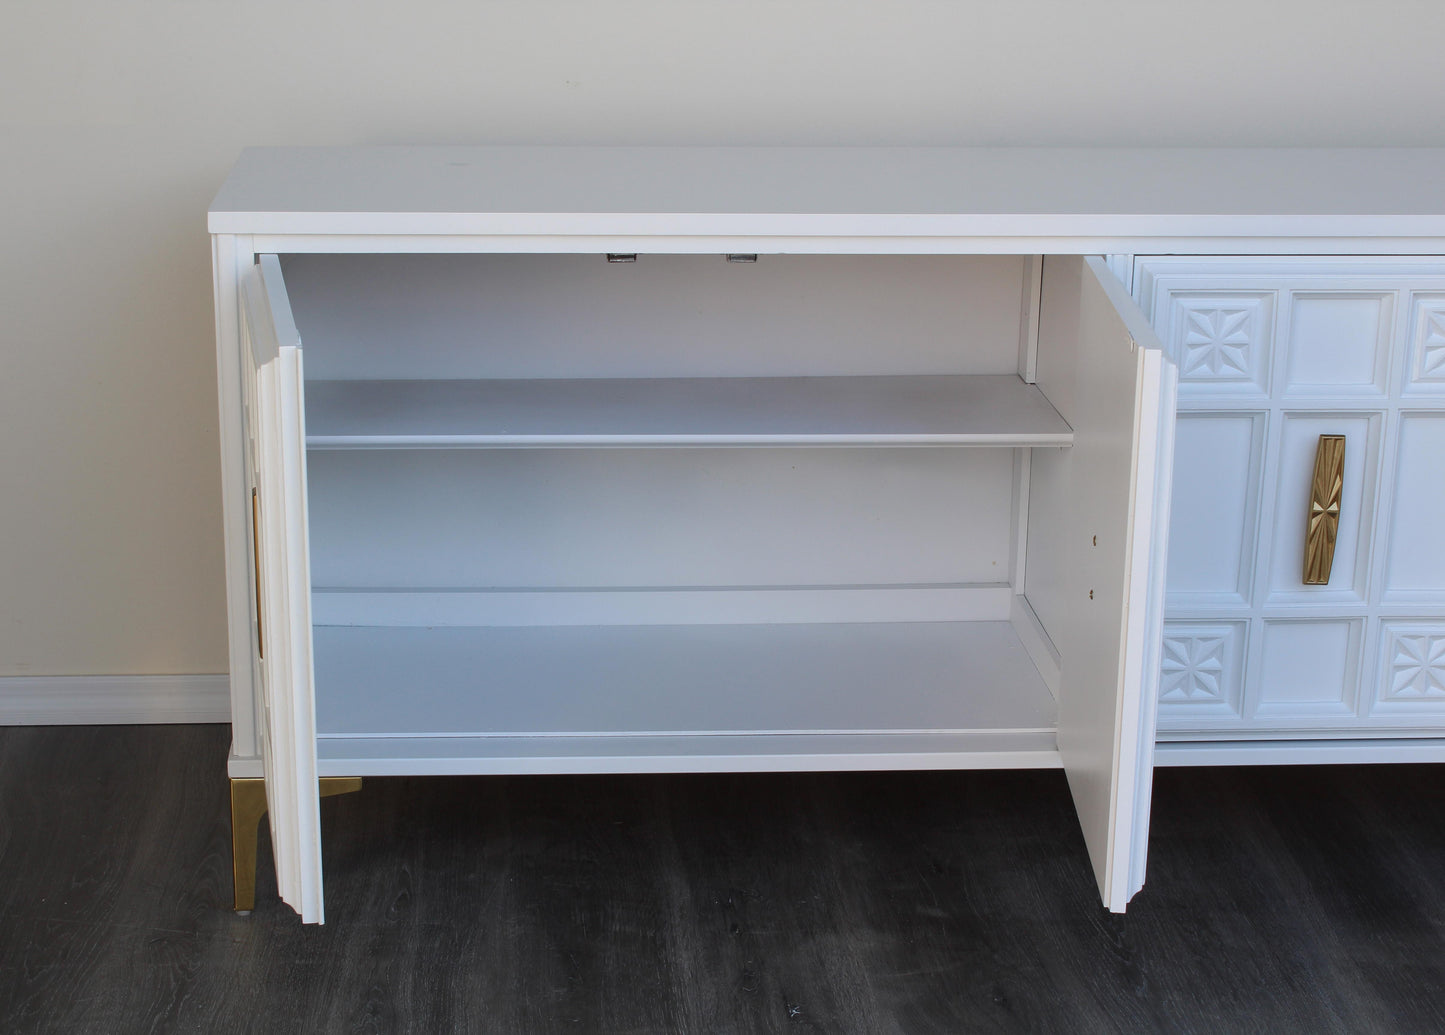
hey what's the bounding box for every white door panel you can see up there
[241,254,324,924]
[1033,256,1176,911]
[1166,413,1265,607]
[1382,414,1445,603]
[1252,618,1364,719]
[1139,258,1445,746]
[1281,292,1393,397]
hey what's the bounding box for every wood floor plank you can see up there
[0,726,1442,1033]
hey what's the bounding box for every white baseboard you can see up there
[0,674,231,725]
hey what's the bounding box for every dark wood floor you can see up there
[0,726,1442,1033]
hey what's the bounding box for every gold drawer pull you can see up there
[1304,434,1345,585]
[252,487,264,658]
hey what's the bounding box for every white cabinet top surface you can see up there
[209,146,1445,246]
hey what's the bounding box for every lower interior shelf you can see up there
[312,621,1061,775]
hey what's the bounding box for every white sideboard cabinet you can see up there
[210,147,1445,923]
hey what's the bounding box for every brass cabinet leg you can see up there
[229,776,363,912]
[230,778,268,912]
[320,776,363,800]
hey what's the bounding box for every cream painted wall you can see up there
[2,0,1444,678]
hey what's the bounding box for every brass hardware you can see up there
[1304,434,1346,585]
[251,488,263,659]
[230,778,267,912]
[321,777,364,798]
[229,777,363,912]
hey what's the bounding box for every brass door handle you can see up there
[1303,434,1345,585]
[252,487,264,658]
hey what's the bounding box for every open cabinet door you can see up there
[1029,256,1178,912]
[240,254,324,923]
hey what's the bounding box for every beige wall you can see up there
[2,0,1443,677]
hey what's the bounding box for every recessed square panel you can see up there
[1253,619,1361,719]
[1166,292,1273,395]
[1381,414,1445,604]
[1403,294,1445,394]
[1157,621,1246,726]
[1264,413,1380,605]
[1370,621,1445,718]
[1166,413,1264,607]
[1283,293,1392,396]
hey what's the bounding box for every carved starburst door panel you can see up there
[1159,623,1245,719]
[1372,623,1445,717]
[1184,308,1251,376]
[1407,300,1445,389]
[1385,629,1445,699]
[1161,633,1225,701]
[1168,295,1271,393]
[1138,259,1445,738]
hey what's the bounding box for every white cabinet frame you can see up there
[210,146,1445,923]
